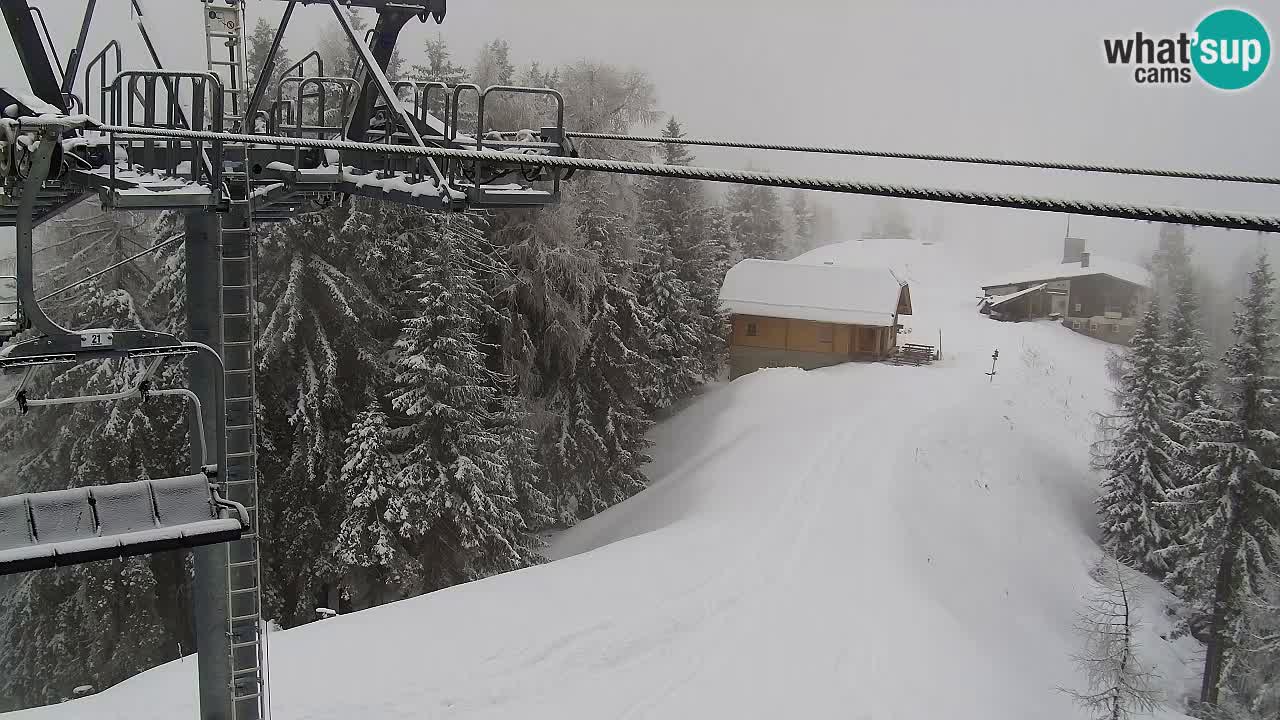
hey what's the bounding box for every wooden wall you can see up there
[1066,275,1144,319]
[731,315,789,349]
[730,315,892,359]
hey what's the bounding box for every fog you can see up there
[3,0,1278,278]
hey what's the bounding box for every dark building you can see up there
[979,239,1151,344]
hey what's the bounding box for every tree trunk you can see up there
[326,583,340,616]
[1201,531,1241,706]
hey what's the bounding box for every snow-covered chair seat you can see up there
[0,474,247,575]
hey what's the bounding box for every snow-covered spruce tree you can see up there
[482,60,655,409]
[545,198,655,521]
[245,17,292,102]
[638,117,729,382]
[636,226,704,410]
[400,208,555,534]
[496,393,555,533]
[1169,254,1280,709]
[1167,273,1217,431]
[473,38,515,88]
[697,204,736,371]
[0,572,77,709]
[487,205,598,402]
[1152,224,1192,312]
[726,182,785,260]
[255,198,403,625]
[788,190,817,258]
[1156,271,1219,575]
[0,556,168,709]
[334,405,422,607]
[38,206,155,308]
[409,33,469,119]
[391,214,539,590]
[318,9,404,81]
[1213,585,1280,720]
[483,202,603,526]
[487,167,654,523]
[1061,556,1162,720]
[473,41,554,134]
[1098,301,1182,574]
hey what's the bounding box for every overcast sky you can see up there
[3,0,1278,275]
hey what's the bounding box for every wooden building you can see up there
[979,240,1150,344]
[720,259,912,379]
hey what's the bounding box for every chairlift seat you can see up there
[0,474,246,575]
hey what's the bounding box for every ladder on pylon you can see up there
[203,2,266,719]
[220,199,264,720]
[203,0,249,131]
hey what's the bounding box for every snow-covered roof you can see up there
[719,259,906,327]
[981,255,1150,290]
[985,283,1047,308]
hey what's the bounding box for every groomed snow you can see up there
[6,239,1201,720]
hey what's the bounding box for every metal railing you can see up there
[83,40,122,125]
[446,84,568,200]
[393,80,451,136]
[107,70,223,193]
[273,76,359,173]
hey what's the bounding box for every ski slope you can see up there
[7,239,1201,719]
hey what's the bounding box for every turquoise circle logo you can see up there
[1192,9,1270,90]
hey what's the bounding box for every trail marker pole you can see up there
[987,349,999,382]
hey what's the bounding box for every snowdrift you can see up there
[6,239,1201,720]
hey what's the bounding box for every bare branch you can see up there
[1061,555,1164,720]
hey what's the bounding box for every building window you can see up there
[1074,303,1082,313]
[1111,324,1120,333]
[746,322,758,337]
[817,325,834,343]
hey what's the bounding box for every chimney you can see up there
[1080,251,1090,268]
[1062,237,1086,264]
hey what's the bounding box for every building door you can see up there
[816,323,835,351]
[859,327,877,354]
[1051,294,1067,317]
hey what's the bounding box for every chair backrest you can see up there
[0,474,244,576]
[29,488,96,544]
[94,480,163,536]
[0,494,33,553]
[151,474,218,526]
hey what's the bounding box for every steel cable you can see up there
[20,117,1280,234]
[566,131,1280,187]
